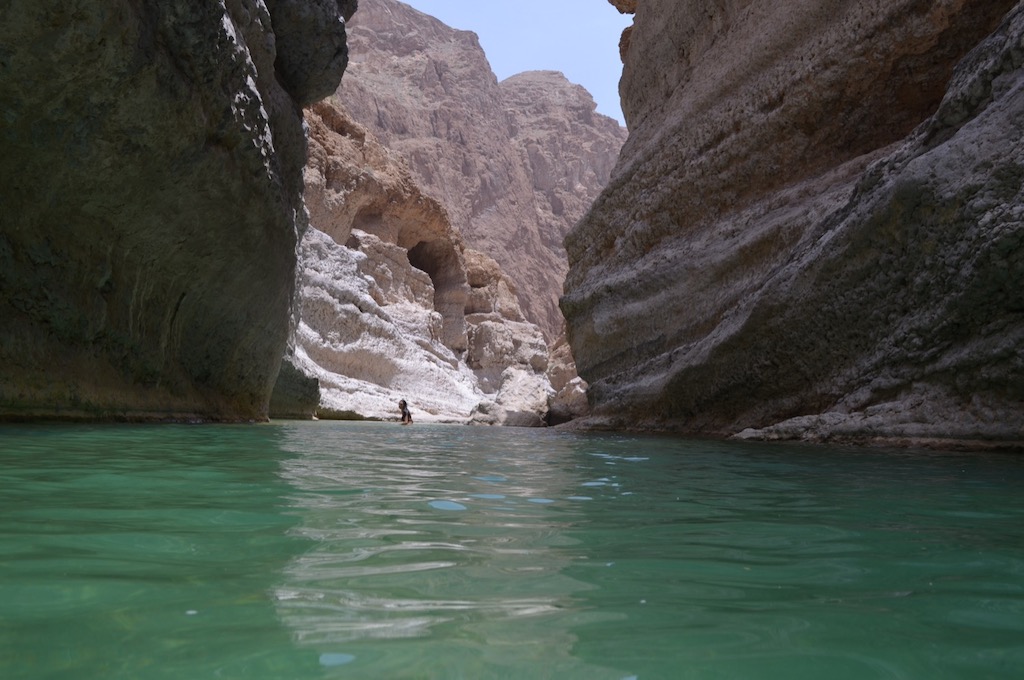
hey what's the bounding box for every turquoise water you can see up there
[1,422,1022,679]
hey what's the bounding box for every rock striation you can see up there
[564,0,1024,445]
[0,0,351,420]
[289,100,555,425]
[339,0,626,339]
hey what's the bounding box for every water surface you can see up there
[2,422,1022,678]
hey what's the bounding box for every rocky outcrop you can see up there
[293,101,476,421]
[340,0,626,338]
[546,334,591,426]
[463,251,553,427]
[292,225,483,422]
[500,70,627,295]
[267,0,356,105]
[290,100,554,425]
[302,99,469,353]
[0,0,351,420]
[563,0,1024,445]
[268,357,320,420]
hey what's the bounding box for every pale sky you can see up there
[400,0,632,125]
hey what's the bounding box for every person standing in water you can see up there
[398,399,413,425]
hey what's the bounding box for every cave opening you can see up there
[406,241,440,285]
[407,240,468,353]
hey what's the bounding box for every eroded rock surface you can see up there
[546,333,591,426]
[266,0,354,106]
[563,0,1023,445]
[291,100,554,425]
[340,0,626,338]
[463,250,553,427]
[0,0,350,420]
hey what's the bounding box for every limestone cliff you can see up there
[339,0,626,339]
[0,0,351,420]
[290,100,554,425]
[462,250,553,427]
[564,0,1024,446]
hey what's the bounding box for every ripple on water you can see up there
[428,500,467,511]
[4,422,1023,679]
[319,652,355,667]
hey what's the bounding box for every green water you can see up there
[1,423,1022,679]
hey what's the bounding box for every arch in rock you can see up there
[407,239,468,353]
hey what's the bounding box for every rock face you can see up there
[563,0,1024,445]
[0,0,350,420]
[462,250,553,427]
[546,334,591,426]
[290,100,554,425]
[340,0,626,338]
[267,0,357,106]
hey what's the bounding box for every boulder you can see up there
[265,0,352,106]
[269,356,320,420]
[546,333,591,425]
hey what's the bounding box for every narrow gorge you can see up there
[0,0,623,426]
[275,0,626,425]
[1,0,1020,446]
[7,5,1024,676]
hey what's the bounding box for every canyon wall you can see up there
[339,0,626,339]
[564,0,1024,445]
[288,100,558,425]
[0,0,352,420]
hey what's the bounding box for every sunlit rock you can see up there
[342,0,627,338]
[462,251,554,427]
[293,228,482,422]
[546,334,591,425]
[289,99,558,426]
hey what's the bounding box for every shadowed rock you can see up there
[266,0,354,106]
[565,0,1023,445]
[0,0,350,420]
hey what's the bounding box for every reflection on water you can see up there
[275,422,630,678]
[2,422,1023,679]
[273,423,1024,679]
[0,424,319,680]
